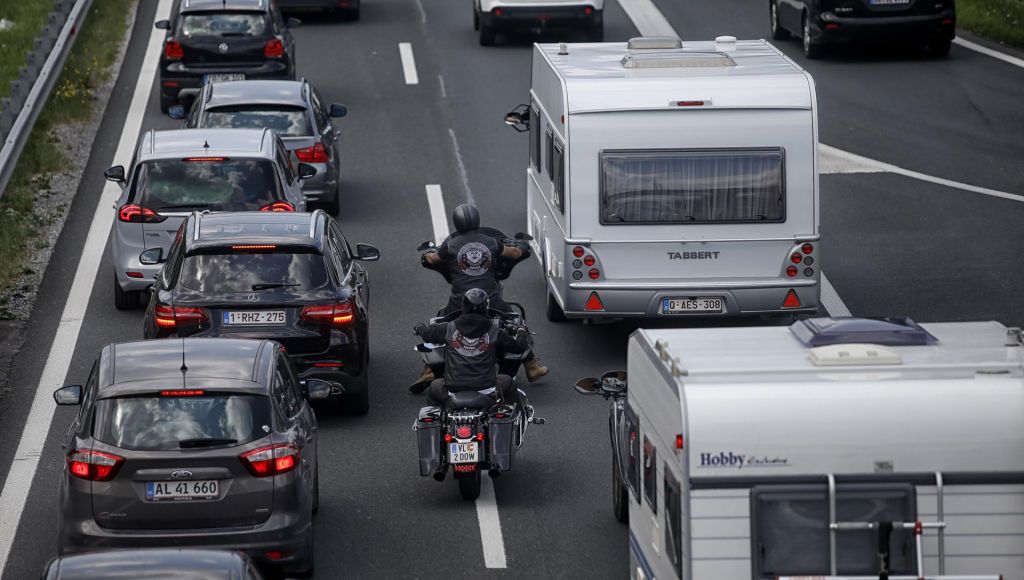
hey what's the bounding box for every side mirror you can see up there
[104,165,126,184]
[139,248,165,265]
[286,17,302,28]
[168,105,186,120]
[573,377,600,395]
[155,19,171,30]
[356,243,380,262]
[297,163,317,180]
[329,103,347,118]
[416,240,436,251]
[302,379,334,401]
[504,104,530,133]
[601,370,628,395]
[514,232,533,241]
[54,385,83,405]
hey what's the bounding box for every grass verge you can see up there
[956,0,1024,49]
[0,0,53,102]
[0,0,135,315]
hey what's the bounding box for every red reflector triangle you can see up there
[782,289,802,309]
[584,292,605,311]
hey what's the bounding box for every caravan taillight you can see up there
[676,434,684,449]
[790,252,802,264]
[786,266,798,277]
[801,243,814,254]
[583,255,595,267]
[572,246,585,258]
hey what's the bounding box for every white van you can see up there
[575,317,1024,579]
[506,37,820,322]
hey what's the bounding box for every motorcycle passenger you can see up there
[414,289,528,406]
[412,203,548,391]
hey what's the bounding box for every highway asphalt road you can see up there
[0,0,1021,577]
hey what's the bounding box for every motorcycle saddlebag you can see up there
[416,406,442,476]
[488,410,515,472]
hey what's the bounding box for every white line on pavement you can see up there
[954,37,1024,70]
[423,184,509,569]
[820,273,852,317]
[447,128,475,204]
[399,42,419,85]
[616,0,676,37]
[0,0,172,570]
[414,0,427,24]
[438,74,447,99]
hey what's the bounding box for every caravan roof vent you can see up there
[808,343,903,367]
[627,36,682,50]
[791,317,939,347]
[621,51,735,69]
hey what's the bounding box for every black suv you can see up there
[143,211,379,414]
[156,0,299,113]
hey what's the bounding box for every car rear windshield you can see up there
[601,149,785,225]
[93,394,271,451]
[130,158,283,212]
[179,251,329,293]
[203,106,312,137]
[179,12,268,37]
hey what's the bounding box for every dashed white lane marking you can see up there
[414,0,427,24]
[616,0,676,37]
[399,42,419,85]
[447,128,476,204]
[438,73,447,99]
[0,0,173,571]
[954,37,1024,70]
[820,274,852,317]
[423,184,509,569]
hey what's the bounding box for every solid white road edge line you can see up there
[954,37,1024,70]
[447,128,476,205]
[423,184,509,569]
[414,0,427,24]
[0,0,173,571]
[820,273,852,317]
[399,42,420,85]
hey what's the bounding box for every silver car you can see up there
[105,128,313,309]
[53,338,332,577]
[174,79,347,214]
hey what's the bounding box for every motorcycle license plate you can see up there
[145,480,219,501]
[449,442,478,464]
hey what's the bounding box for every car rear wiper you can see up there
[178,437,238,448]
[251,283,301,291]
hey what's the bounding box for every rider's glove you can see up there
[413,322,427,336]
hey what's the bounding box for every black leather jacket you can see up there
[415,313,528,390]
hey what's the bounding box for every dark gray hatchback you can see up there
[54,338,332,577]
[42,549,266,579]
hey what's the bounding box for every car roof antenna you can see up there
[180,336,188,390]
[203,140,210,151]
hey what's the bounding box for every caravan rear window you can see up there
[600,149,785,225]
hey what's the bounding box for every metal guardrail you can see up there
[0,0,94,200]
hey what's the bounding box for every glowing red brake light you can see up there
[264,38,284,58]
[790,252,802,264]
[68,450,123,481]
[183,157,227,162]
[786,265,798,277]
[295,143,328,163]
[801,243,814,255]
[164,40,184,60]
[300,301,355,327]
[240,444,299,477]
[455,425,473,439]
[160,389,205,397]
[260,201,295,212]
[588,268,600,280]
[154,304,209,329]
[118,204,166,223]
[231,245,277,251]
[572,246,585,258]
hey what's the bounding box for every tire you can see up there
[546,291,567,323]
[927,38,952,57]
[458,470,482,500]
[113,275,141,310]
[479,23,496,46]
[159,93,176,115]
[770,0,790,40]
[802,13,823,59]
[586,24,604,42]
[612,459,629,524]
[473,4,480,30]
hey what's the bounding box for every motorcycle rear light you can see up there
[300,301,355,327]
[164,40,184,60]
[313,362,344,368]
[420,417,434,423]
[444,434,453,443]
[572,246,585,258]
[453,464,477,473]
[786,266,798,277]
[154,304,209,329]
[476,432,485,442]
[118,204,165,223]
[260,201,295,212]
[264,38,284,58]
[240,443,299,477]
[492,413,507,419]
[455,425,473,439]
[801,243,814,255]
[790,252,802,264]
[68,450,123,481]
[295,143,329,163]
[583,255,595,267]
[588,268,600,280]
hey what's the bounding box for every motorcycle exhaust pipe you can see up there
[488,468,501,479]
[433,471,446,482]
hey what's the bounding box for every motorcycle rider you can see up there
[414,289,529,406]
[412,203,548,392]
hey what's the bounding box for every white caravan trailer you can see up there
[575,317,1024,579]
[507,37,820,322]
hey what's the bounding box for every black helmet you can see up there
[452,204,480,234]
[461,288,489,316]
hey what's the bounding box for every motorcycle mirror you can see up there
[573,377,601,395]
[504,104,530,133]
[600,371,628,395]
[513,232,533,241]
[416,240,435,251]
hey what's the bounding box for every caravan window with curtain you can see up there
[600,149,785,225]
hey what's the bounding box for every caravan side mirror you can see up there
[573,377,600,395]
[601,371,628,395]
[504,104,530,133]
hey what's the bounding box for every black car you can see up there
[42,549,267,579]
[156,0,300,113]
[277,0,361,20]
[769,0,955,58]
[143,210,379,414]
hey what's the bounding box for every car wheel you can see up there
[612,458,629,523]
[473,3,480,30]
[546,291,567,323]
[113,275,141,310]
[770,0,790,40]
[802,13,823,59]
[586,23,604,42]
[458,470,482,500]
[927,38,952,57]
[159,93,176,115]
[479,23,496,46]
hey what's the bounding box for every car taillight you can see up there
[154,304,209,329]
[264,38,284,58]
[260,201,295,212]
[295,142,328,163]
[300,301,355,327]
[68,450,123,482]
[118,204,166,223]
[240,443,299,477]
[165,40,184,60]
